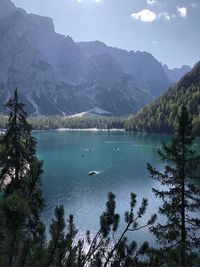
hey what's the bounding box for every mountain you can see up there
[125,62,200,135]
[0,0,188,116]
[163,64,192,83]
[78,41,172,97]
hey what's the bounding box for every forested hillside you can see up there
[125,62,200,135]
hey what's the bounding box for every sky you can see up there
[12,0,200,68]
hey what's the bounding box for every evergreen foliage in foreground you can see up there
[0,90,37,193]
[0,89,44,266]
[0,91,200,266]
[148,106,200,267]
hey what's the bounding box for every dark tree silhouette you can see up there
[148,105,200,266]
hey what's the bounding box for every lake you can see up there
[34,131,195,244]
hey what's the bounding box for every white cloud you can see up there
[131,9,157,22]
[147,0,156,5]
[158,12,170,20]
[177,6,187,18]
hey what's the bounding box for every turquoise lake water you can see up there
[34,131,199,244]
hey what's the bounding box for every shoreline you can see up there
[33,128,125,132]
[3,128,197,138]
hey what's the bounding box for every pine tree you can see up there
[45,205,66,267]
[0,89,37,195]
[147,105,200,266]
[0,193,29,267]
[0,90,44,267]
[84,192,157,267]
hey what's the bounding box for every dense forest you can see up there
[125,62,200,135]
[0,115,125,131]
[0,91,200,266]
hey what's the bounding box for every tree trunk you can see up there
[8,230,17,267]
[180,133,186,267]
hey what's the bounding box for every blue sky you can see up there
[12,0,200,68]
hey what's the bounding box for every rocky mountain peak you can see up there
[0,0,192,116]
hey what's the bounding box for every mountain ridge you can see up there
[0,0,191,116]
[163,64,191,83]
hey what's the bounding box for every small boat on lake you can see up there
[88,171,100,176]
[85,148,93,152]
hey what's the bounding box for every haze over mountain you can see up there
[163,64,191,83]
[0,0,191,116]
[126,62,200,135]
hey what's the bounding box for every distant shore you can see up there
[1,128,125,133]
[37,128,125,132]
